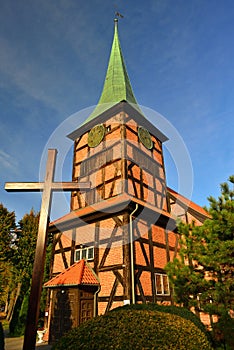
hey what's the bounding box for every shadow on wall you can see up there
[49,289,73,344]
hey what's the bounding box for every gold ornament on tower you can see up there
[138,126,153,149]
[88,124,105,147]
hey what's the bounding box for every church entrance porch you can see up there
[44,260,100,344]
[48,286,97,343]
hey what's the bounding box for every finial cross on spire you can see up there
[5,149,90,350]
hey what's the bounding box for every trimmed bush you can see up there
[113,303,210,336]
[52,306,213,350]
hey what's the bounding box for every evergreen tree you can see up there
[0,204,16,261]
[166,176,234,316]
[13,209,40,286]
[9,209,53,335]
[0,206,52,334]
[9,210,39,335]
[0,204,16,314]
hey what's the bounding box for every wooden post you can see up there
[5,149,90,350]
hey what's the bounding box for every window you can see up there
[155,273,170,295]
[75,246,94,262]
[106,125,111,133]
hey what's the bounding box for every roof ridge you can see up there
[44,259,100,287]
[79,259,85,283]
[167,187,210,218]
[83,260,100,285]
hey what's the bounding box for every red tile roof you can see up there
[48,189,210,234]
[44,259,99,288]
[167,187,210,218]
[49,193,172,233]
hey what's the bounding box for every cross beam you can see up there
[5,149,90,350]
[5,182,90,192]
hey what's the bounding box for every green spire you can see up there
[84,19,139,124]
[98,18,138,106]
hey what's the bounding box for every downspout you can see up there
[85,260,101,318]
[129,204,138,304]
[93,284,101,317]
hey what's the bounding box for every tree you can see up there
[13,209,40,285]
[0,204,16,312]
[166,176,234,317]
[0,204,16,261]
[9,209,53,335]
[9,209,39,334]
[0,206,52,334]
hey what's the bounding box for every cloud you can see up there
[0,149,18,174]
[0,35,71,115]
[0,2,110,117]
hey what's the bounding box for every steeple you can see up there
[83,18,140,125]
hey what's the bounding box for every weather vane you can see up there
[115,11,124,19]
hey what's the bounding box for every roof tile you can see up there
[44,259,99,288]
[167,187,210,218]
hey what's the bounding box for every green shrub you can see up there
[52,307,213,350]
[114,303,210,336]
[212,313,234,349]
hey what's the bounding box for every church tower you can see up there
[49,17,176,310]
[45,19,209,343]
[68,19,169,217]
[64,18,174,305]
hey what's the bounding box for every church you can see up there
[44,19,209,343]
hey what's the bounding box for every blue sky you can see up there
[0,0,233,222]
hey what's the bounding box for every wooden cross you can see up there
[5,149,90,350]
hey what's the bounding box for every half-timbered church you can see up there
[44,19,209,343]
